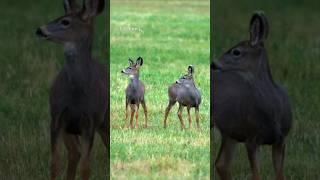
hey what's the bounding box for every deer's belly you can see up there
[177,94,200,107]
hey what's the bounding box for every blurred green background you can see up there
[0,0,108,179]
[212,0,320,179]
[110,0,210,179]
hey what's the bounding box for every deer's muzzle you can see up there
[36,27,49,39]
[211,60,223,70]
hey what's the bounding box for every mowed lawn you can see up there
[110,0,210,179]
[212,0,320,179]
[0,0,108,179]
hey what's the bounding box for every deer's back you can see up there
[213,71,292,144]
[169,83,201,107]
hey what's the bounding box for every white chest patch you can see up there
[64,42,76,53]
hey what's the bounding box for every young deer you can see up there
[121,57,148,128]
[212,11,292,180]
[36,0,108,179]
[164,65,201,129]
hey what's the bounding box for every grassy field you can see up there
[110,0,210,179]
[0,0,108,179]
[212,0,320,179]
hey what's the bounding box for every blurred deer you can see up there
[121,57,148,128]
[164,65,201,129]
[212,11,292,180]
[36,0,108,179]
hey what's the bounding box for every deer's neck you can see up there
[64,41,92,64]
[129,75,140,87]
[63,40,93,88]
[256,52,275,86]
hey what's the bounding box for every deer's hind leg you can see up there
[187,106,192,129]
[141,99,148,128]
[164,100,176,128]
[272,142,285,180]
[195,106,200,129]
[63,134,80,180]
[177,104,185,130]
[215,136,237,180]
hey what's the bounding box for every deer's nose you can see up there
[36,27,48,38]
[211,60,223,70]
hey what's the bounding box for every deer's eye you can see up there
[231,48,241,57]
[61,19,70,27]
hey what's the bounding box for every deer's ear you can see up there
[81,0,105,20]
[188,65,194,75]
[128,58,134,66]
[136,57,143,66]
[249,11,269,46]
[64,0,80,14]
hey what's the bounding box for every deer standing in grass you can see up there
[121,57,148,128]
[36,0,108,179]
[164,65,201,129]
[212,11,292,180]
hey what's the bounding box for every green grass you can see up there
[110,0,210,179]
[212,0,320,179]
[0,0,108,179]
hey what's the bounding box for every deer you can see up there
[35,0,108,179]
[163,65,201,130]
[121,57,148,129]
[212,11,292,180]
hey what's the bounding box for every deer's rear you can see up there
[164,65,201,129]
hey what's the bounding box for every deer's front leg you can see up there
[246,143,261,180]
[79,130,95,180]
[129,104,136,129]
[50,122,62,180]
[272,142,285,180]
[125,99,129,128]
[64,134,80,180]
[215,136,237,180]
